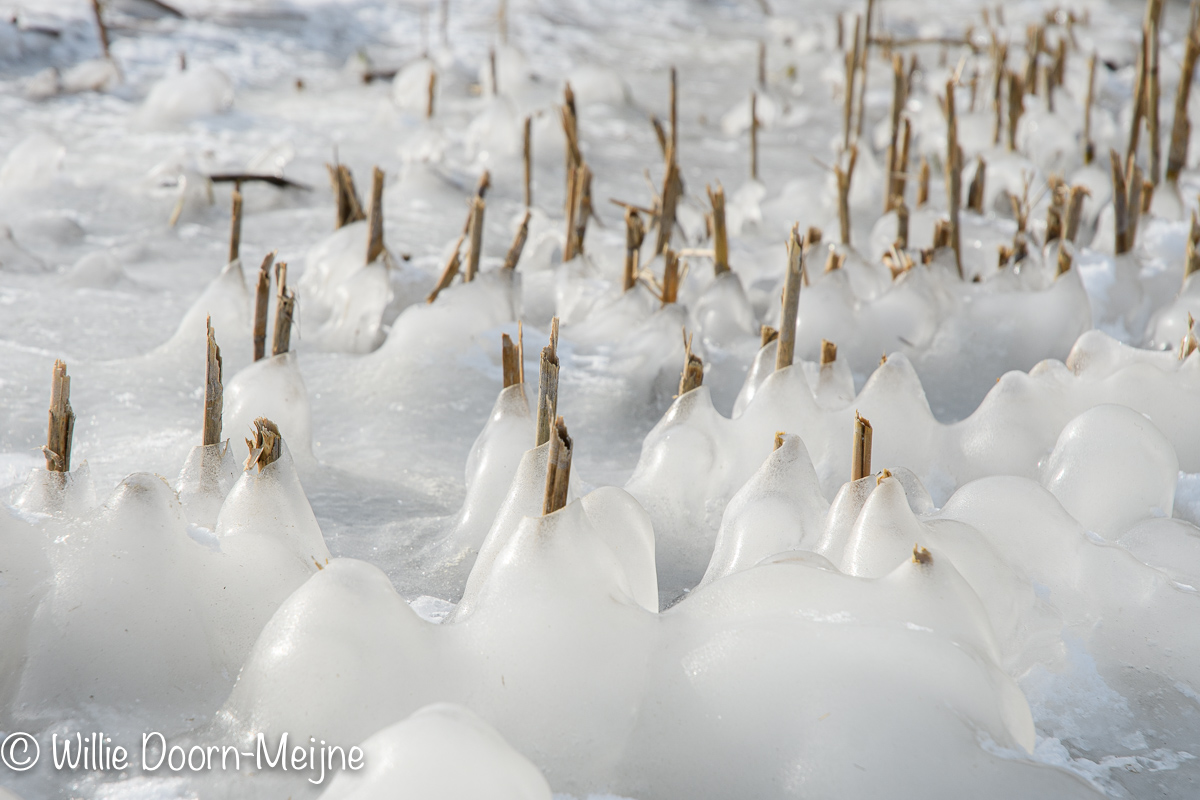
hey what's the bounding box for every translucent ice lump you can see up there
[318,704,552,800]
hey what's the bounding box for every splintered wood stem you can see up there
[563,166,579,260]
[208,173,311,191]
[835,145,857,245]
[851,411,873,481]
[366,166,386,264]
[1126,158,1144,251]
[820,338,837,366]
[661,248,681,306]
[1186,211,1200,282]
[562,84,581,208]
[204,316,223,446]
[623,208,644,291]
[1146,10,1162,184]
[966,156,986,213]
[917,155,930,208]
[991,41,1007,146]
[856,0,873,141]
[1006,70,1023,151]
[775,226,803,370]
[1112,150,1133,254]
[272,262,295,356]
[571,164,592,257]
[1083,52,1097,165]
[535,318,561,447]
[426,235,464,303]
[679,329,704,395]
[542,416,572,515]
[844,15,862,150]
[329,163,366,229]
[253,251,274,361]
[1023,25,1043,95]
[933,219,952,250]
[655,146,681,255]
[427,69,437,118]
[1128,31,1148,166]
[890,116,911,211]
[895,199,909,249]
[1181,314,1199,359]
[824,249,846,273]
[750,90,759,181]
[761,325,779,347]
[650,116,668,158]
[501,333,521,387]
[326,165,344,227]
[342,166,366,223]
[1167,5,1200,183]
[459,171,491,240]
[884,54,908,211]
[1056,185,1090,276]
[944,79,964,278]
[669,66,678,155]
[44,359,75,473]
[503,211,531,271]
[1064,185,1088,244]
[708,184,729,275]
[229,188,243,264]
[523,115,533,207]
[465,196,485,281]
[759,40,768,88]
[1045,177,1066,243]
[517,320,525,383]
[244,417,282,472]
[90,0,110,60]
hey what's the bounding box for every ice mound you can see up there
[5,434,323,724]
[223,352,314,464]
[206,493,1102,799]
[1041,404,1178,539]
[318,704,552,800]
[139,64,234,126]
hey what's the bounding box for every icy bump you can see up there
[702,433,828,585]
[215,558,438,748]
[138,64,234,127]
[318,703,551,800]
[1042,405,1178,540]
[223,353,314,465]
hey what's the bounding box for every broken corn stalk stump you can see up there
[43,359,75,473]
[542,416,572,515]
[852,411,873,481]
[252,251,274,362]
[535,318,561,447]
[203,316,223,447]
[775,226,803,371]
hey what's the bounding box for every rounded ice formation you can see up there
[318,704,552,800]
[1042,404,1178,539]
[139,64,234,126]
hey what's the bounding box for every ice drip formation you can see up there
[2,0,1200,798]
